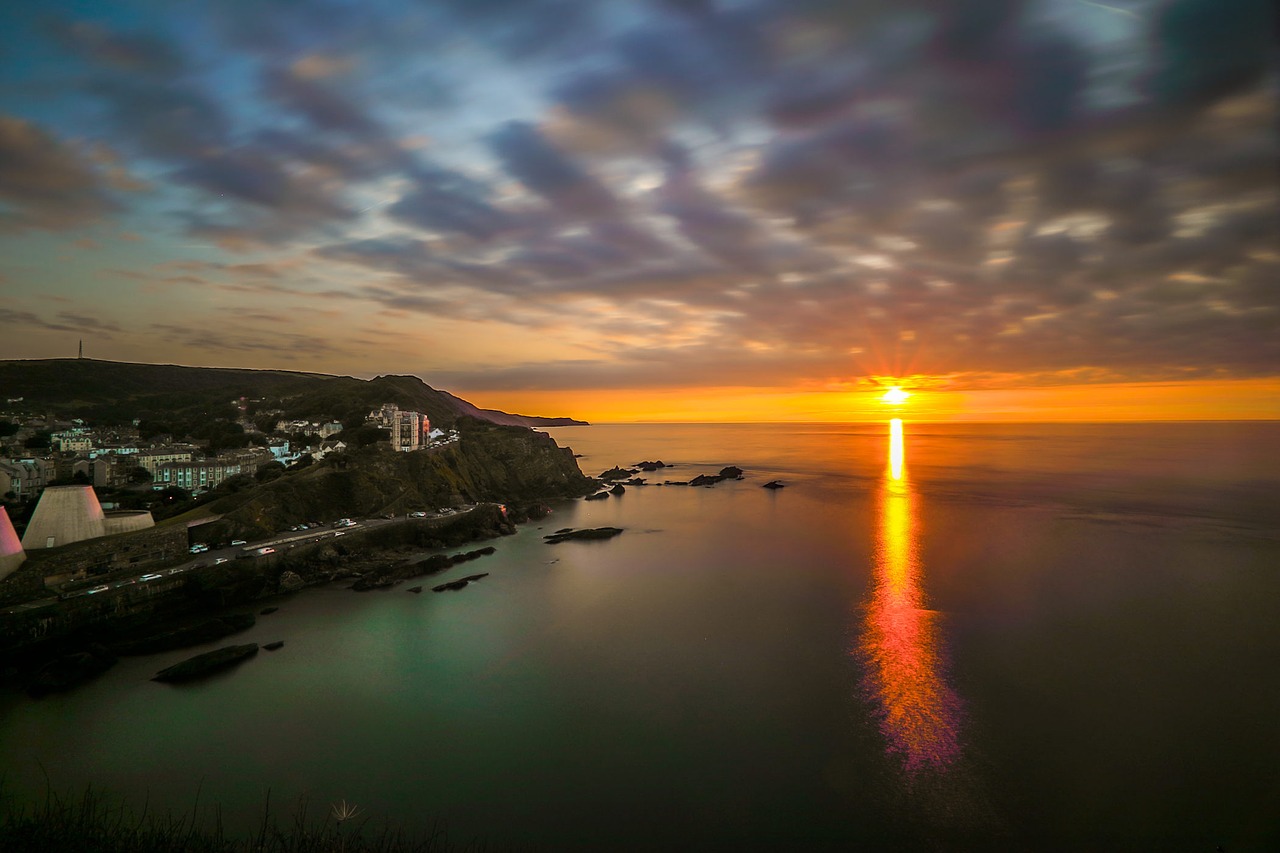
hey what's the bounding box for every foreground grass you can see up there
[0,786,469,853]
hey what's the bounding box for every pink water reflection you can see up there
[860,419,962,774]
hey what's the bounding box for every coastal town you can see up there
[0,398,459,589]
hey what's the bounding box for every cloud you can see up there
[45,18,185,75]
[488,121,621,218]
[0,116,121,230]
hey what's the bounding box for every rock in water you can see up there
[543,527,623,544]
[27,645,117,698]
[152,644,259,683]
[762,480,785,489]
[610,483,626,495]
[431,573,490,592]
[719,466,744,479]
[262,641,285,651]
[260,607,279,615]
[584,491,610,501]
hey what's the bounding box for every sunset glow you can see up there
[861,418,961,772]
[0,0,1273,424]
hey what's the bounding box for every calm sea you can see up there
[1,422,1277,850]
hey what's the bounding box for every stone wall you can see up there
[27,524,189,582]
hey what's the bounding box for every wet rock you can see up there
[263,641,285,651]
[610,483,626,495]
[27,645,117,698]
[599,466,634,481]
[278,571,305,592]
[152,644,259,683]
[719,466,744,479]
[543,527,624,544]
[260,607,279,615]
[431,573,490,592]
[407,586,423,593]
[584,491,610,501]
[113,614,256,655]
[763,480,785,489]
[635,460,667,471]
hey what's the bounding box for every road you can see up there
[1,505,481,616]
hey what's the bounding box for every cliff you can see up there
[190,419,595,540]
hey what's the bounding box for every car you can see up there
[213,557,229,565]
[409,511,427,518]
[231,539,247,546]
[383,513,396,519]
[85,585,109,595]
[139,573,163,582]
[255,546,276,556]
[189,544,209,554]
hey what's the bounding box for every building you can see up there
[0,457,54,501]
[135,446,197,474]
[154,460,241,492]
[319,421,344,438]
[0,506,25,581]
[92,453,136,488]
[20,484,105,549]
[367,404,430,452]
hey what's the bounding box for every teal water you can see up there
[1,422,1278,849]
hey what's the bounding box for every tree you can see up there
[24,430,52,450]
[127,466,153,483]
[255,461,286,483]
[71,470,92,485]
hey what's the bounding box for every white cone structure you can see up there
[21,485,106,550]
[103,510,155,536]
[0,505,25,581]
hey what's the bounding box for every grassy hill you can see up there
[0,359,585,428]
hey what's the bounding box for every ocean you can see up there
[1,421,1277,849]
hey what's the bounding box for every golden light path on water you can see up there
[861,418,962,774]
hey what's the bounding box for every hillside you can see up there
[188,420,596,539]
[0,359,585,428]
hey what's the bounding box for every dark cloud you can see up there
[1147,0,1276,106]
[88,77,232,161]
[489,122,620,218]
[0,116,120,230]
[388,173,520,242]
[45,17,185,75]
[0,308,121,335]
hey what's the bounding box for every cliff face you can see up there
[202,422,594,538]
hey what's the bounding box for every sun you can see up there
[881,386,909,405]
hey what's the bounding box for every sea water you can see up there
[1,422,1277,849]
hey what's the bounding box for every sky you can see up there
[0,0,1276,422]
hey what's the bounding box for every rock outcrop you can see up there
[113,613,256,655]
[431,573,489,592]
[543,527,624,544]
[152,643,259,683]
[27,644,117,697]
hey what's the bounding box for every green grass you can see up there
[0,785,474,853]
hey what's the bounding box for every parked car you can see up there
[231,539,247,546]
[189,544,209,554]
[255,546,276,556]
[85,585,109,595]
[139,573,163,582]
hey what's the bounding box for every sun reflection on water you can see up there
[861,418,962,774]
